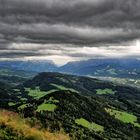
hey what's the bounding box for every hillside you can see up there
[0,67,36,85]
[58,58,140,79]
[0,72,140,139]
[0,109,69,140]
[0,67,36,77]
[24,72,140,111]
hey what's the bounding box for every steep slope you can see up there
[20,90,140,140]
[0,110,69,140]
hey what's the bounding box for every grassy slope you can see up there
[37,103,57,112]
[25,87,58,99]
[105,108,140,127]
[75,118,104,132]
[96,88,116,95]
[0,110,69,140]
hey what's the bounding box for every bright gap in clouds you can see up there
[25,55,85,66]
[4,40,140,66]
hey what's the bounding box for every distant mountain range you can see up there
[58,58,140,78]
[1,58,140,79]
[0,60,57,72]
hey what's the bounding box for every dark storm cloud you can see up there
[0,48,57,58]
[0,0,140,44]
[0,0,140,63]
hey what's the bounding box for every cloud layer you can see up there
[0,0,140,64]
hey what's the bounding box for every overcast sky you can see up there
[0,0,140,65]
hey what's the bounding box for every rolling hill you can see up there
[0,72,140,139]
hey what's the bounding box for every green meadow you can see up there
[75,118,104,132]
[37,103,57,112]
[25,87,58,99]
[8,102,16,106]
[105,108,140,127]
[96,88,116,95]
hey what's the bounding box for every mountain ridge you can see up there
[1,58,140,79]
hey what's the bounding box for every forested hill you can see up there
[0,72,140,139]
[24,72,140,108]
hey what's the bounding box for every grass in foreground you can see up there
[105,108,140,127]
[0,110,69,140]
[75,118,104,132]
